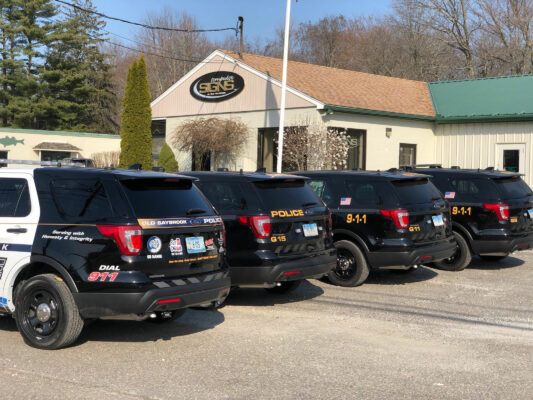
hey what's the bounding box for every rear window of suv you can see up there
[120,178,215,218]
[391,178,443,205]
[492,176,533,199]
[253,179,321,210]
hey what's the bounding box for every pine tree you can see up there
[158,143,178,172]
[119,56,153,170]
[12,0,57,128]
[42,0,117,132]
[0,2,22,124]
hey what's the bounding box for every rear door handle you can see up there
[7,228,27,234]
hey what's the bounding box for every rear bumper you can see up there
[367,237,457,269]
[230,250,337,286]
[471,231,533,256]
[73,272,231,318]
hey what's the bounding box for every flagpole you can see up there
[276,0,292,173]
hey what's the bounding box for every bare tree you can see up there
[91,151,120,167]
[476,0,533,75]
[135,9,214,99]
[293,16,348,67]
[414,0,478,78]
[171,117,249,170]
[276,119,349,171]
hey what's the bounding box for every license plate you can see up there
[185,237,206,254]
[302,223,318,237]
[528,209,533,219]
[432,215,444,227]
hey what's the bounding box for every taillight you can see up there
[237,215,271,239]
[483,203,509,221]
[323,212,333,236]
[97,225,143,255]
[380,209,409,229]
[221,223,227,246]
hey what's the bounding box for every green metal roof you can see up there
[428,75,533,123]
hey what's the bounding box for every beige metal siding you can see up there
[152,55,316,118]
[435,122,533,186]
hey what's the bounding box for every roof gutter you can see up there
[435,113,533,124]
[323,105,435,121]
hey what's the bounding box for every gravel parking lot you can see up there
[1,254,532,400]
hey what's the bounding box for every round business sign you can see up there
[147,236,162,254]
[190,71,245,102]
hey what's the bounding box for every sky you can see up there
[89,0,393,45]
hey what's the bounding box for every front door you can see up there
[496,143,525,173]
[0,173,40,312]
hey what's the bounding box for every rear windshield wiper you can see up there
[186,208,207,215]
[302,201,319,208]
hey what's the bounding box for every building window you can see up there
[399,143,417,166]
[503,149,519,172]
[41,151,71,162]
[0,150,7,167]
[257,128,277,172]
[346,129,366,169]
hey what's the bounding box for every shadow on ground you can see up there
[0,315,17,332]
[224,279,324,307]
[468,255,525,270]
[362,265,438,285]
[76,308,225,345]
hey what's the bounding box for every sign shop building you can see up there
[152,50,533,186]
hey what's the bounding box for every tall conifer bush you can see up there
[119,55,153,169]
[158,143,178,172]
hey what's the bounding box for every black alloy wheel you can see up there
[328,240,369,287]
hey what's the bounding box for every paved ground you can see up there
[0,254,532,400]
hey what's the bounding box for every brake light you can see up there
[97,225,143,255]
[237,215,271,239]
[483,203,509,221]
[380,209,409,229]
[323,212,333,236]
[221,223,227,246]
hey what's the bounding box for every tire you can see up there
[479,255,507,262]
[328,240,369,287]
[433,232,471,271]
[147,309,186,323]
[14,274,84,350]
[265,280,302,294]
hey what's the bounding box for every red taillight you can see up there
[97,225,143,255]
[237,215,271,239]
[221,223,227,246]
[157,298,181,304]
[283,270,301,275]
[380,209,409,229]
[324,212,333,233]
[483,203,509,221]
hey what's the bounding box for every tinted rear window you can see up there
[195,181,261,213]
[493,176,533,199]
[121,178,214,218]
[449,178,499,202]
[343,180,396,208]
[253,180,320,210]
[392,179,442,205]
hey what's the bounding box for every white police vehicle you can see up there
[0,160,229,349]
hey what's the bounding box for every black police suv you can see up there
[0,166,230,349]
[298,170,456,286]
[403,166,533,270]
[182,171,337,293]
